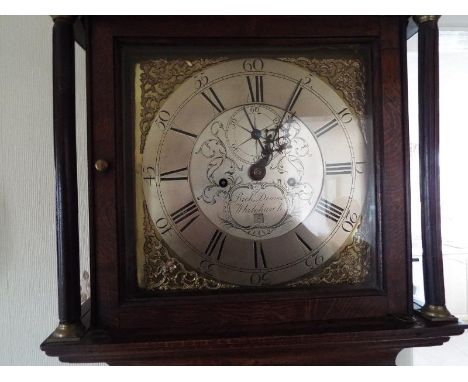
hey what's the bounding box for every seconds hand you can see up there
[243,107,267,156]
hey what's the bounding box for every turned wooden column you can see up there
[415,15,456,321]
[49,16,85,340]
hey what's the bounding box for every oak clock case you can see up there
[123,46,379,295]
[42,16,468,366]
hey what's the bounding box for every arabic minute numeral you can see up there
[194,72,209,90]
[338,107,353,123]
[156,217,171,235]
[199,260,215,275]
[250,273,267,286]
[301,75,314,85]
[305,253,324,267]
[242,58,264,71]
[342,211,360,233]
[156,110,171,130]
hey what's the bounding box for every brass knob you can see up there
[95,159,109,172]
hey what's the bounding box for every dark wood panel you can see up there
[88,18,120,328]
[95,15,382,38]
[52,16,82,324]
[418,18,446,305]
[400,17,416,310]
[41,316,467,365]
[118,295,390,335]
[378,17,410,313]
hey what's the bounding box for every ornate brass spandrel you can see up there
[278,57,367,139]
[287,232,372,287]
[138,58,228,153]
[142,201,234,290]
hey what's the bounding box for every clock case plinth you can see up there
[41,16,467,365]
[41,302,465,365]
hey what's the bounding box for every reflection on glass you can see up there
[132,53,376,290]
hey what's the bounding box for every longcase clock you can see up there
[41,15,467,365]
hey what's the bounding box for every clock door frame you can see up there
[87,16,411,335]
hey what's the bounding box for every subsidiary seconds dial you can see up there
[142,58,368,286]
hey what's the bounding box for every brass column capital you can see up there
[414,16,441,25]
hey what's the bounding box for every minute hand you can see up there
[271,79,302,143]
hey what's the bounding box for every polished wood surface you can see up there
[41,314,467,365]
[52,16,82,326]
[417,17,449,309]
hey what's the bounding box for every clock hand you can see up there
[260,80,301,163]
[262,111,296,163]
[234,121,252,134]
[242,107,268,157]
[243,107,260,136]
[271,80,302,144]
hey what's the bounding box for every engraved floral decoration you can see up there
[192,108,317,239]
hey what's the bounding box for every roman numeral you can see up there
[295,232,312,252]
[246,75,264,103]
[286,83,303,112]
[160,167,188,182]
[315,198,344,223]
[170,127,198,139]
[201,87,225,113]
[253,241,267,268]
[205,230,227,260]
[170,201,199,232]
[325,162,352,175]
[314,107,352,138]
[315,118,339,137]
